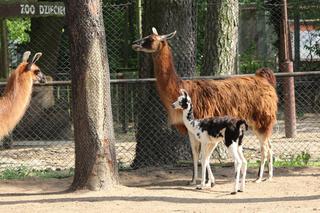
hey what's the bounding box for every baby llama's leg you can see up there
[189,132,200,185]
[197,141,208,190]
[205,142,220,187]
[229,142,242,194]
[238,144,247,192]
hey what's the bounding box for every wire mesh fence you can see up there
[0,1,320,172]
[1,73,320,171]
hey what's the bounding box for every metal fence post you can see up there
[282,61,297,138]
[280,0,297,138]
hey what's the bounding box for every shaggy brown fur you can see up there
[152,42,278,137]
[0,52,45,140]
[132,28,278,182]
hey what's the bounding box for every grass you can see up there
[248,151,320,168]
[1,151,319,180]
[0,166,74,180]
[178,151,320,169]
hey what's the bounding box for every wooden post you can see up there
[280,0,297,138]
[294,5,300,71]
[123,4,129,68]
[136,0,142,72]
[117,73,128,133]
[0,18,9,79]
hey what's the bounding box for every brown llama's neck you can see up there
[0,63,33,138]
[152,41,181,102]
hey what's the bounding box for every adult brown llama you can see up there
[0,51,46,140]
[132,28,278,184]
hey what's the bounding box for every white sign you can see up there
[39,5,65,16]
[20,4,65,16]
[20,4,36,15]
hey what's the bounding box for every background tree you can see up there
[201,0,239,75]
[65,0,118,190]
[132,0,197,168]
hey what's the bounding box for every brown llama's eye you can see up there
[34,69,40,75]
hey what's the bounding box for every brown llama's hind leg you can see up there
[254,129,273,183]
[267,139,273,180]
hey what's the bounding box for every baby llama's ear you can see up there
[180,88,188,97]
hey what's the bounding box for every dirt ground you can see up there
[0,166,319,213]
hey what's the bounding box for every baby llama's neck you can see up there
[182,104,196,133]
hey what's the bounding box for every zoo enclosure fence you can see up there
[0,1,320,171]
[0,72,320,171]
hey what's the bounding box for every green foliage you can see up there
[274,151,311,167]
[248,152,313,168]
[0,166,74,180]
[6,18,31,44]
[0,166,30,179]
[240,43,264,73]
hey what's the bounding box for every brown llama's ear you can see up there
[26,52,42,71]
[22,51,31,62]
[152,27,158,35]
[159,31,177,41]
[31,52,42,64]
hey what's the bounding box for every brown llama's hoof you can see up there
[238,190,243,193]
[231,192,237,195]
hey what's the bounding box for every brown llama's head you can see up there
[19,51,46,84]
[132,27,176,53]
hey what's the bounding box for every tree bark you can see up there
[65,0,118,191]
[132,0,196,168]
[201,0,239,75]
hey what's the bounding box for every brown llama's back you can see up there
[175,74,278,135]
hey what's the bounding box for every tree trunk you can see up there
[132,0,196,168]
[201,0,239,75]
[65,0,119,191]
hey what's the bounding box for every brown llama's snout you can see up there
[36,70,46,84]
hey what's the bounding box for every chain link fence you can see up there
[0,1,320,171]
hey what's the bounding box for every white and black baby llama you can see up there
[172,89,248,194]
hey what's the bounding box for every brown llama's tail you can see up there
[255,67,276,87]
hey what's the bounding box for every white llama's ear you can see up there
[22,51,31,62]
[32,52,42,64]
[152,27,158,35]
